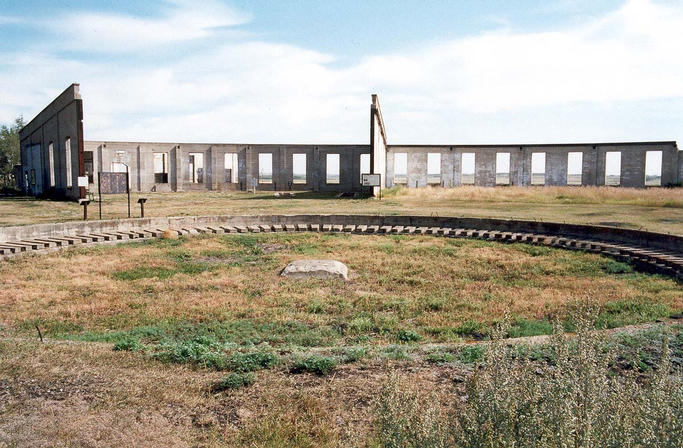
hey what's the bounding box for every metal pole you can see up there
[98,172,102,220]
[126,168,131,218]
[83,203,88,220]
[140,202,145,218]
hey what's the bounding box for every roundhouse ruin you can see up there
[17,83,682,201]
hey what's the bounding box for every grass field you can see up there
[1,185,682,234]
[2,233,680,349]
[1,186,682,446]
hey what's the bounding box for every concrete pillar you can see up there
[238,147,247,190]
[453,152,462,186]
[313,146,320,192]
[621,148,645,188]
[407,152,425,188]
[385,151,395,188]
[136,146,142,191]
[546,151,567,186]
[442,149,454,187]
[172,145,182,192]
[661,147,679,186]
[475,150,496,187]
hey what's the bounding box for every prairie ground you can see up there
[2,233,680,347]
[1,185,682,234]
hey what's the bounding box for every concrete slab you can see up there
[280,259,349,280]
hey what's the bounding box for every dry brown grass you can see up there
[0,338,456,447]
[1,185,681,233]
[1,233,679,345]
[388,185,683,207]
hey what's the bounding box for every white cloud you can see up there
[48,0,249,51]
[2,0,683,147]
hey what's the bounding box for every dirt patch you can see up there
[259,243,287,254]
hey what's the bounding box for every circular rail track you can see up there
[0,215,681,281]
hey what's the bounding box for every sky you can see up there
[1,0,682,165]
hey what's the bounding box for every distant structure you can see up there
[18,84,682,201]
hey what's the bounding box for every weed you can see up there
[306,301,326,314]
[396,329,421,343]
[289,355,337,375]
[507,318,554,338]
[602,259,634,274]
[373,322,683,447]
[210,372,255,392]
[113,337,143,352]
[340,347,369,363]
[228,350,278,372]
[426,351,456,364]
[458,345,484,364]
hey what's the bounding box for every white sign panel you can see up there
[361,173,381,187]
[77,176,89,187]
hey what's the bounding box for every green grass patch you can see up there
[507,318,554,338]
[396,329,422,343]
[113,337,143,352]
[426,351,456,364]
[210,372,255,392]
[458,345,485,364]
[595,300,672,329]
[289,355,337,375]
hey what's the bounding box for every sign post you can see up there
[98,172,102,220]
[361,173,382,200]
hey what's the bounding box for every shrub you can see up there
[289,355,337,375]
[373,321,683,448]
[457,345,484,364]
[396,329,421,343]
[152,337,228,370]
[373,375,449,448]
[453,320,488,339]
[113,337,143,352]
[210,372,255,392]
[426,351,456,364]
[228,350,278,372]
[340,347,368,363]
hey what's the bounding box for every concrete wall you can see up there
[2,214,681,253]
[18,84,84,200]
[370,94,388,194]
[387,142,680,188]
[19,86,682,200]
[84,141,371,194]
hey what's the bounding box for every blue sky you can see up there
[1,0,682,152]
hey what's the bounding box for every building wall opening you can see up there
[394,152,407,184]
[496,152,510,185]
[644,150,662,186]
[462,153,475,185]
[326,153,340,184]
[65,137,72,187]
[360,153,370,183]
[258,153,273,184]
[112,151,127,173]
[567,152,583,185]
[427,153,441,184]
[531,152,546,185]
[154,153,168,183]
[48,142,55,187]
[224,153,238,183]
[292,153,306,184]
[83,151,94,183]
[605,151,621,186]
[189,152,204,183]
